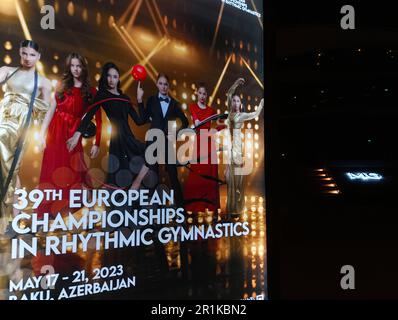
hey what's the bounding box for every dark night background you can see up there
[266,1,398,299]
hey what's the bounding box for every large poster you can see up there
[0,0,264,300]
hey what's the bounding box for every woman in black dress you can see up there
[66,62,149,189]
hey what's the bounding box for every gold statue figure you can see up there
[0,40,53,233]
[225,78,264,216]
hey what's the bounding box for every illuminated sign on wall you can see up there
[221,0,262,18]
[346,172,383,181]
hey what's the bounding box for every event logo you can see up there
[346,172,383,181]
[221,0,262,18]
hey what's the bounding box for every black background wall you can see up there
[266,0,398,299]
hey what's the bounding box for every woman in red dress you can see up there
[183,83,223,214]
[37,53,102,217]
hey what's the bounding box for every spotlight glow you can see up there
[4,41,12,50]
[3,55,11,65]
[1,0,17,16]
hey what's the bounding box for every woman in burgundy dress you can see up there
[183,83,224,214]
[37,53,102,217]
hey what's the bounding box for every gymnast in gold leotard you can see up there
[0,40,53,233]
[225,78,264,216]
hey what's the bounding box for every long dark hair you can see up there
[57,52,93,104]
[20,39,40,52]
[98,62,122,93]
[232,93,246,112]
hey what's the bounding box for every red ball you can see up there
[131,64,147,82]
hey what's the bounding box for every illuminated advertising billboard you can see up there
[0,0,264,301]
